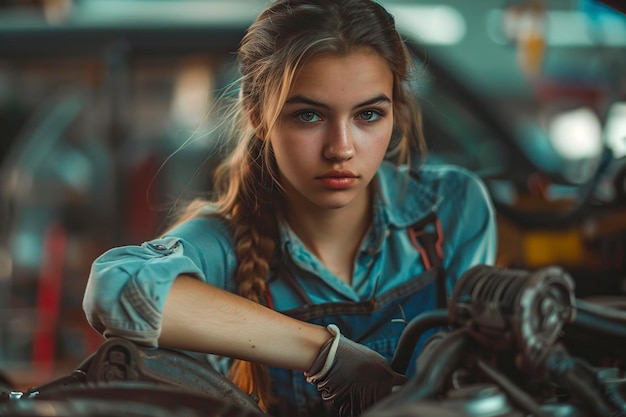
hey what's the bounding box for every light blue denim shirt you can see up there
[83,161,497,347]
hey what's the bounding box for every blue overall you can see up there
[267,212,445,417]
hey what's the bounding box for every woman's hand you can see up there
[306,325,406,417]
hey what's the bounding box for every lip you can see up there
[318,170,357,178]
[317,170,358,189]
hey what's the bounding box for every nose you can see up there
[323,122,355,161]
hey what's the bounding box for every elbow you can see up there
[82,264,162,347]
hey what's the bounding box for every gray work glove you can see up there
[305,325,407,417]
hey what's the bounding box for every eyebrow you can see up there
[284,94,392,109]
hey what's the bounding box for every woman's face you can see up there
[271,49,394,214]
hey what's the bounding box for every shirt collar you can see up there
[278,161,440,258]
[375,161,439,228]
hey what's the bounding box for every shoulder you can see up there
[377,162,492,226]
[162,214,235,257]
[378,160,484,191]
[417,164,494,222]
[164,214,233,241]
[416,164,490,199]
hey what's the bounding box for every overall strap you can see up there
[265,262,314,309]
[265,211,447,310]
[407,210,446,308]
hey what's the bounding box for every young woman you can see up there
[82,0,497,416]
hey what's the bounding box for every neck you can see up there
[285,189,372,284]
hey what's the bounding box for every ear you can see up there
[248,112,265,140]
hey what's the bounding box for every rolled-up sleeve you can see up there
[82,217,235,347]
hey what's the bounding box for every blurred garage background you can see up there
[0,0,624,390]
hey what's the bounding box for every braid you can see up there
[225,141,279,411]
[227,209,276,410]
[231,203,275,304]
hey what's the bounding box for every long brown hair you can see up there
[177,0,427,410]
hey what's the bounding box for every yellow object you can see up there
[518,30,545,77]
[523,229,585,267]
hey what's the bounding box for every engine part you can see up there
[1,383,266,417]
[449,265,576,368]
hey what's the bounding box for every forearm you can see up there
[159,274,331,371]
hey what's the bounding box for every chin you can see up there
[315,197,357,210]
